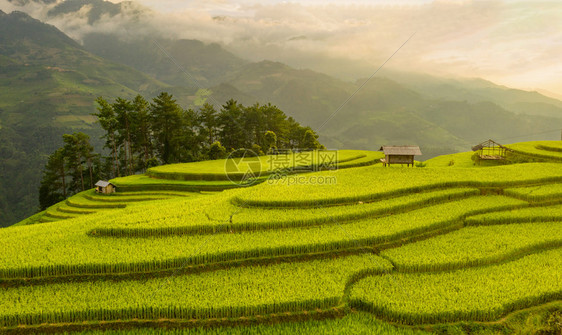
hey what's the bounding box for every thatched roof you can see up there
[379,145,422,156]
[471,139,509,152]
[95,180,114,188]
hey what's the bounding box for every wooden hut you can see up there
[95,180,116,194]
[379,145,422,167]
[472,139,510,161]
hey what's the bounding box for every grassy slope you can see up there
[2,143,562,334]
[0,11,169,227]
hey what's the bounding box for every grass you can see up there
[507,141,562,161]
[30,189,200,225]
[504,183,562,202]
[233,163,562,207]
[350,248,562,324]
[111,174,246,192]
[3,141,562,333]
[0,196,525,279]
[466,204,562,225]
[146,150,382,182]
[423,151,477,168]
[34,312,432,335]
[93,188,480,237]
[0,254,391,327]
[381,221,562,272]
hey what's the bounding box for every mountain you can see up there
[2,2,562,227]
[82,34,248,88]
[386,71,562,119]
[0,10,169,226]
[208,61,561,156]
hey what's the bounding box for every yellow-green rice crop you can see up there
[381,221,562,272]
[66,194,127,209]
[507,141,562,161]
[349,248,562,324]
[146,150,382,182]
[61,312,431,335]
[234,163,562,207]
[111,174,244,192]
[504,183,562,202]
[0,196,524,279]
[93,188,479,237]
[422,151,477,168]
[83,193,173,203]
[0,254,391,327]
[465,204,562,225]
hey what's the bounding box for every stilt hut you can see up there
[471,139,510,161]
[379,145,422,167]
[95,180,116,194]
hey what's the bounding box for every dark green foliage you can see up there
[302,129,325,150]
[149,92,188,165]
[198,103,219,147]
[39,133,101,210]
[264,131,277,153]
[92,93,322,173]
[208,141,227,160]
[37,93,321,211]
[38,148,66,210]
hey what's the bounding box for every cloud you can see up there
[2,0,562,94]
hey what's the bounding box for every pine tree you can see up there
[94,97,120,178]
[198,103,219,147]
[150,92,184,164]
[131,95,153,171]
[113,97,135,176]
[38,148,67,210]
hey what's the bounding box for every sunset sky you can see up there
[3,0,562,96]
[113,0,562,96]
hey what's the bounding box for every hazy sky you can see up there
[3,0,562,96]
[114,0,562,96]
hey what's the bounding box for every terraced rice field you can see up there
[146,150,383,181]
[27,190,200,225]
[3,146,562,334]
[507,140,562,161]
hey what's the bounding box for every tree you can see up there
[62,132,95,193]
[241,103,265,147]
[261,103,288,147]
[301,128,325,150]
[264,130,277,153]
[208,141,227,160]
[113,97,135,176]
[198,103,219,147]
[38,148,67,210]
[218,99,245,150]
[131,95,153,171]
[94,97,119,178]
[150,92,184,164]
[177,108,201,162]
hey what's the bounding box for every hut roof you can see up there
[471,139,509,152]
[95,180,113,188]
[379,145,422,156]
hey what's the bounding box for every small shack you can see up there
[95,180,116,194]
[472,139,510,161]
[379,145,422,167]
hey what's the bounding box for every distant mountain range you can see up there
[1,1,561,226]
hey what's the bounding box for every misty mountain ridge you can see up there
[0,10,169,226]
[1,6,562,227]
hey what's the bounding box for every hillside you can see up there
[0,10,169,226]
[82,33,248,88]
[3,142,562,334]
[1,1,562,229]
[212,61,561,156]
[388,70,562,118]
